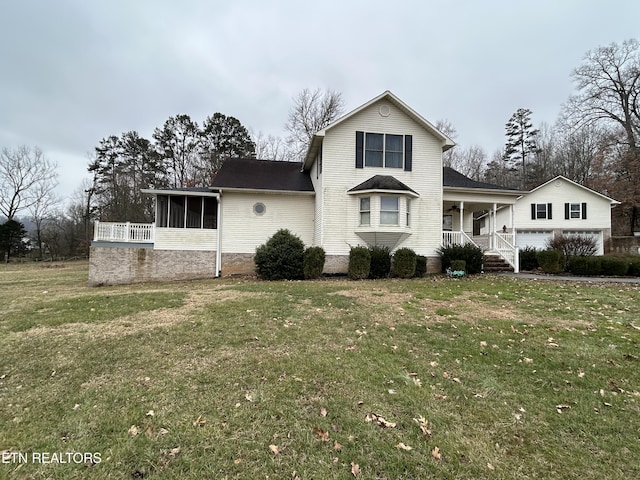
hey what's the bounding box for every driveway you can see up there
[498,272,640,284]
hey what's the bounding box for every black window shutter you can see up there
[404,135,413,172]
[564,203,570,219]
[531,203,536,219]
[355,131,364,169]
[547,203,553,219]
[582,202,587,219]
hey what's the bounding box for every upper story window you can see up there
[565,202,587,219]
[531,203,552,220]
[356,131,412,171]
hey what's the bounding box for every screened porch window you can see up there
[157,194,217,229]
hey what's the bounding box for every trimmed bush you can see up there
[303,246,326,279]
[519,246,539,271]
[254,229,305,280]
[536,249,562,274]
[569,256,602,276]
[547,234,597,269]
[348,246,371,280]
[369,246,391,279]
[437,243,484,274]
[628,256,640,277]
[392,247,417,279]
[415,255,427,278]
[450,260,466,272]
[599,256,629,276]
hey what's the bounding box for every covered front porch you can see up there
[442,192,523,272]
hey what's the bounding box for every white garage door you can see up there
[516,230,553,250]
[563,230,603,255]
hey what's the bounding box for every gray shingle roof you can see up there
[443,167,513,190]
[211,158,314,192]
[348,175,418,194]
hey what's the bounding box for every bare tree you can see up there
[0,146,58,220]
[252,130,292,161]
[285,88,345,160]
[28,181,60,258]
[563,39,640,233]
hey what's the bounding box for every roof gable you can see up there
[527,176,619,205]
[303,90,455,169]
[211,158,314,193]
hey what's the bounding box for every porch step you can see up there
[483,253,514,273]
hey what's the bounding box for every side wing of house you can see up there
[510,176,619,254]
[304,91,454,273]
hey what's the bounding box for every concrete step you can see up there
[483,254,514,273]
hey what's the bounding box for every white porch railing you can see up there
[93,221,155,243]
[493,232,519,273]
[442,230,476,248]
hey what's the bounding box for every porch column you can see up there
[492,203,497,250]
[459,201,465,234]
[510,204,516,244]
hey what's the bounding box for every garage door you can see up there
[563,230,603,255]
[516,230,553,250]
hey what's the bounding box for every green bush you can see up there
[392,247,417,279]
[628,256,640,276]
[519,246,539,271]
[536,249,562,274]
[254,229,305,280]
[547,234,597,269]
[369,246,391,279]
[599,256,629,276]
[568,256,602,276]
[348,246,371,280]
[415,255,427,278]
[437,244,484,274]
[303,246,326,279]
[450,260,466,272]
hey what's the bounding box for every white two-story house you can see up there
[91,91,603,285]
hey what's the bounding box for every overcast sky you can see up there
[1,0,639,203]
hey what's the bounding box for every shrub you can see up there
[303,246,326,279]
[415,255,427,278]
[628,256,640,276]
[254,229,305,280]
[369,246,391,279]
[599,256,629,276]
[519,246,539,271]
[437,243,484,274]
[536,249,562,274]
[450,260,466,272]
[547,234,597,269]
[569,256,602,276]
[392,248,417,278]
[348,246,371,280]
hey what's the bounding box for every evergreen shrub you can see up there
[254,229,305,280]
[536,249,562,274]
[369,246,391,279]
[303,246,326,279]
[393,248,417,278]
[348,246,371,280]
[437,244,484,274]
[414,255,428,278]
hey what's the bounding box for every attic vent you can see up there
[378,105,391,117]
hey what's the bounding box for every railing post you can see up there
[514,247,520,273]
[125,222,131,242]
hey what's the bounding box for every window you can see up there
[360,197,371,225]
[380,196,399,225]
[565,202,587,220]
[253,202,266,215]
[385,134,403,168]
[158,195,217,229]
[531,203,552,220]
[365,133,384,167]
[356,131,412,171]
[406,198,411,226]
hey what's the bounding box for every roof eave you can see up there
[217,187,315,195]
[443,186,526,196]
[347,188,420,198]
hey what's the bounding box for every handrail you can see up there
[493,232,519,273]
[93,221,155,243]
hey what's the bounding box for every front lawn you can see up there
[1,262,639,479]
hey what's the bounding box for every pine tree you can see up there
[503,108,539,188]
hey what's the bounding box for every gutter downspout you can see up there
[216,191,222,277]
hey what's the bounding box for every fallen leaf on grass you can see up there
[396,442,413,451]
[556,404,571,414]
[366,412,396,428]
[146,410,155,417]
[432,446,441,461]
[158,428,169,436]
[168,447,180,457]
[314,427,330,442]
[193,415,206,427]
[413,415,432,436]
[412,377,422,387]
[320,407,327,417]
[334,441,343,452]
[128,425,139,436]
[269,444,280,455]
[523,358,533,364]
[351,462,361,476]
[487,463,495,471]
